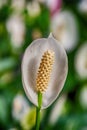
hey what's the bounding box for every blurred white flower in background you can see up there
[0,0,7,8]
[12,94,30,121]
[51,11,78,52]
[79,85,87,109]
[78,0,87,14]
[49,94,67,124]
[75,43,87,79]
[26,1,41,17]
[11,0,26,13]
[12,94,37,130]
[6,14,25,48]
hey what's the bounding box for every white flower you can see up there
[22,33,68,109]
[6,14,25,48]
[12,94,30,121]
[26,1,41,17]
[49,94,67,124]
[75,43,87,79]
[79,85,87,109]
[78,0,87,14]
[50,11,78,52]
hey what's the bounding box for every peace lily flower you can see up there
[50,11,78,52]
[12,94,30,121]
[22,33,68,130]
[6,14,25,49]
[22,33,68,109]
[49,94,67,125]
[75,43,87,79]
[12,94,43,130]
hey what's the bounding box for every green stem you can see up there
[35,92,42,130]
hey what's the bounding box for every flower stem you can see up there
[35,92,42,130]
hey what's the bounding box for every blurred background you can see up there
[0,0,87,130]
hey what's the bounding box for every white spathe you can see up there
[75,43,87,79]
[51,11,78,52]
[49,94,67,124]
[6,14,25,48]
[22,33,68,109]
[12,94,30,121]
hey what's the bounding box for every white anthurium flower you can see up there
[79,85,87,109]
[75,43,87,79]
[22,33,68,109]
[49,94,67,124]
[6,14,25,48]
[12,94,30,121]
[78,0,87,14]
[50,11,78,52]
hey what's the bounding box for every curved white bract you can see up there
[22,33,68,109]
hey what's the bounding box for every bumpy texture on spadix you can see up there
[36,50,54,93]
[22,33,68,109]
